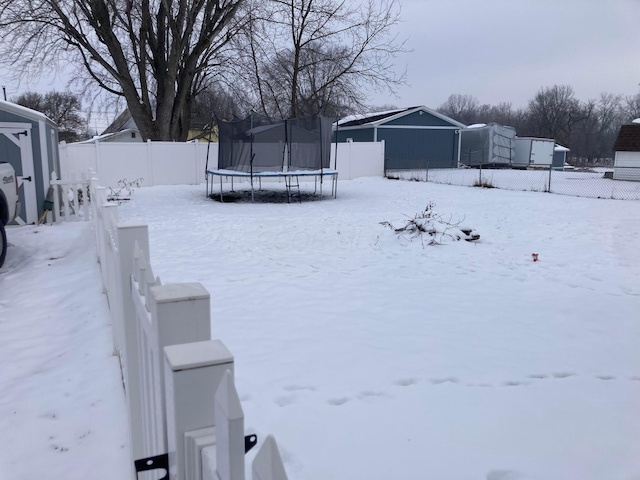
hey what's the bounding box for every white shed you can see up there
[613,122,640,181]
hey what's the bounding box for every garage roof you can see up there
[337,105,466,129]
[0,99,56,127]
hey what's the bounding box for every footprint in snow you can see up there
[357,390,387,400]
[395,378,419,387]
[283,385,316,392]
[595,375,615,380]
[503,381,528,387]
[275,394,296,407]
[552,372,576,379]
[430,377,458,385]
[327,397,349,406]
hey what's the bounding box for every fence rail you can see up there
[386,165,640,200]
[88,170,290,480]
[48,171,91,223]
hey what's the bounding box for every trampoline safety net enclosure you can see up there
[218,113,333,172]
[207,113,338,202]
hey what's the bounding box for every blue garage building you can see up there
[335,106,466,171]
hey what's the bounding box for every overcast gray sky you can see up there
[368,0,640,110]
[1,0,639,123]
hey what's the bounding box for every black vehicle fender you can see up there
[0,190,8,226]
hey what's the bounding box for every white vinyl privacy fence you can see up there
[59,140,384,189]
[89,173,289,480]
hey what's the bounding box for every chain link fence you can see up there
[386,164,640,200]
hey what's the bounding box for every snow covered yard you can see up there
[389,168,640,200]
[2,177,640,479]
[0,222,130,480]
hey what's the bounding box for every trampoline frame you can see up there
[206,168,338,203]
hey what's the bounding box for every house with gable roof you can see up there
[335,106,466,171]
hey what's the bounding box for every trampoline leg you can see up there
[219,176,223,203]
[286,176,290,203]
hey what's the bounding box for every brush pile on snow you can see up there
[381,202,479,246]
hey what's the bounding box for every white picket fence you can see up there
[47,171,91,224]
[88,172,289,480]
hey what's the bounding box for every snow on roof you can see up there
[73,128,140,144]
[337,106,466,129]
[632,118,640,124]
[554,144,570,152]
[466,123,487,129]
[0,98,56,126]
[336,109,405,126]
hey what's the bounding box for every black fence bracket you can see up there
[134,453,169,480]
[245,434,258,454]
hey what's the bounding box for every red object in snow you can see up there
[531,253,539,262]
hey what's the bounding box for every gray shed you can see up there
[553,145,569,171]
[0,99,60,224]
[335,106,466,170]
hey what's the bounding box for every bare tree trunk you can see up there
[0,0,246,141]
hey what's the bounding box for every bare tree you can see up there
[234,0,406,119]
[526,85,586,147]
[622,93,640,121]
[192,83,243,124]
[437,94,483,125]
[14,90,90,142]
[0,0,246,141]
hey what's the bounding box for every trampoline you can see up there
[206,113,338,202]
[206,168,338,203]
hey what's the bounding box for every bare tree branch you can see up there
[0,0,246,141]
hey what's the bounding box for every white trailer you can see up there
[513,137,555,169]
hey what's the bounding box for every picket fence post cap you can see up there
[164,339,233,371]
[150,282,209,304]
[116,221,148,230]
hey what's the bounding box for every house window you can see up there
[131,132,136,138]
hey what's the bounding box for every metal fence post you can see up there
[548,164,552,193]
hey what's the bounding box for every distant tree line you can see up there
[13,91,93,143]
[436,85,640,166]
